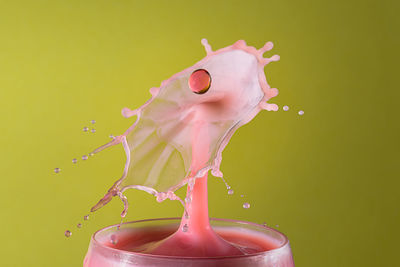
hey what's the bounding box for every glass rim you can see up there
[91,217,290,260]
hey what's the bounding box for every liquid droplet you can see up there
[240,194,244,198]
[84,215,89,221]
[54,168,61,173]
[275,224,280,228]
[109,134,114,139]
[110,234,118,245]
[243,202,251,209]
[64,230,72,237]
[189,69,211,94]
[283,105,289,111]
[91,129,96,133]
[228,189,234,195]
[77,223,82,228]
[72,158,77,164]
[182,224,189,232]
[89,152,94,157]
[83,127,89,132]
[298,110,304,115]
[91,120,96,124]
[82,155,88,160]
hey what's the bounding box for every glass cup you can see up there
[84,217,294,267]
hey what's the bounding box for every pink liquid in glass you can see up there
[84,218,294,267]
[84,174,294,266]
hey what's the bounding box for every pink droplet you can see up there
[189,69,211,94]
[54,168,61,173]
[243,202,250,209]
[228,189,234,195]
[110,234,118,245]
[64,230,72,237]
[84,215,89,221]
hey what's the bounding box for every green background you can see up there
[1,0,398,266]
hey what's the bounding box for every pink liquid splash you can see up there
[78,39,293,263]
[89,38,280,220]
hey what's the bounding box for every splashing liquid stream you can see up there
[78,39,285,256]
[141,121,243,255]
